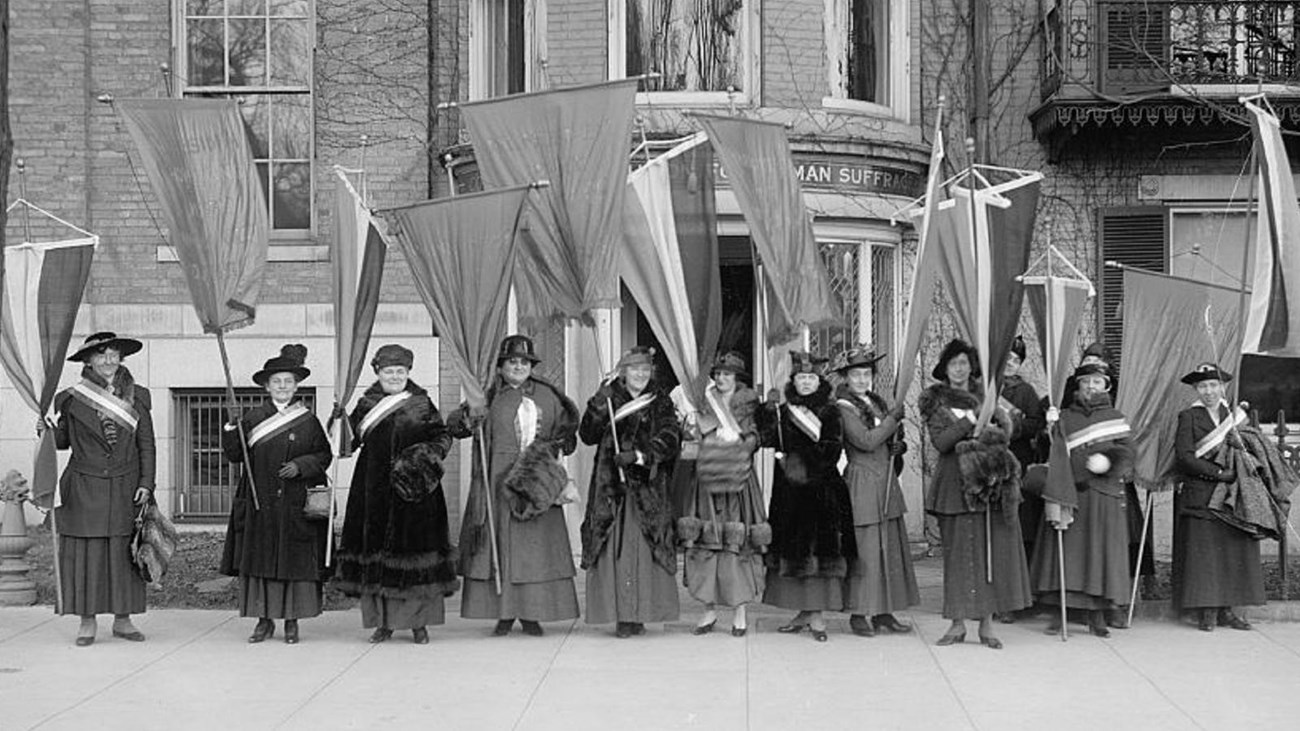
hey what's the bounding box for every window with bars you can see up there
[178,0,314,233]
[809,241,897,389]
[172,386,317,521]
[1097,207,1168,367]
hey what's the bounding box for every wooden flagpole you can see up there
[216,330,259,511]
[477,423,503,595]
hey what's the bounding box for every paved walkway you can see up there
[3,560,1300,730]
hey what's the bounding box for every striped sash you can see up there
[613,392,656,423]
[1194,407,1248,458]
[788,404,822,441]
[1065,417,1131,452]
[356,391,412,442]
[71,380,139,433]
[703,386,742,437]
[248,402,311,448]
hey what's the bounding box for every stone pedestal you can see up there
[0,500,37,605]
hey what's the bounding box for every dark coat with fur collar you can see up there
[579,379,681,573]
[759,381,856,578]
[920,381,1022,517]
[335,381,457,597]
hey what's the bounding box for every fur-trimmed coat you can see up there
[448,375,580,583]
[836,385,908,526]
[579,379,681,574]
[219,400,332,582]
[335,381,457,597]
[1001,375,1045,468]
[920,381,1022,517]
[759,381,856,578]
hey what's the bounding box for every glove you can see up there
[1225,432,1244,450]
[614,450,640,468]
[889,438,908,457]
[1045,406,1060,426]
[888,404,905,422]
[766,388,781,404]
[133,487,152,505]
[1216,468,1237,483]
[330,403,347,422]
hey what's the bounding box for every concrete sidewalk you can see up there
[3,557,1300,730]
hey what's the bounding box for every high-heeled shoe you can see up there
[1087,611,1110,638]
[412,627,429,644]
[810,628,828,642]
[493,619,514,636]
[248,619,275,644]
[872,614,913,634]
[730,625,747,638]
[1197,609,1215,632]
[776,622,808,634]
[936,629,966,646]
[283,620,299,644]
[692,620,717,636]
[1218,609,1252,631]
[369,627,394,643]
[978,633,1003,650]
[520,620,544,637]
[629,623,646,636]
[615,622,633,638]
[849,615,876,637]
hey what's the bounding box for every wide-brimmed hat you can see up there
[710,351,749,380]
[1072,362,1111,385]
[831,345,886,374]
[497,334,541,365]
[617,345,657,370]
[789,350,828,376]
[371,343,414,371]
[253,344,310,386]
[931,339,981,381]
[68,331,143,363]
[1181,362,1233,386]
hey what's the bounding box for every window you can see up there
[172,387,317,521]
[471,0,546,99]
[611,0,758,103]
[177,0,314,234]
[824,0,907,116]
[1096,207,1168,367]
[810,239,898,389]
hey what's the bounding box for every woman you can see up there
[52,332,156,647]
[833,345,919,637]
[335,344,457,644]
[683,351,766,637]
[1001,336,1045,580]
[1172,363,1263,631]
[920,339,1031,649]
[579,346,682,638]
[759,351,855,642]
[219,345,332,644]
[449,334,581,637]
[1030,362,1133,638]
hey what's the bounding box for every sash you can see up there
[247,402,311,448]
[787,404,822,441]
[948,406,977,423]
[613,392,656,424]
[356,391,413,442]
[1065,417,1131,452]
[703,386,742,437]
[71,380,139,433]
[1194,407,1248,458]
[516,395,539,450]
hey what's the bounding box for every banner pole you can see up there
[477,424,503,595]
[1126,489,1155,627]
[216,330,260,511]
[1057,528,1068,641]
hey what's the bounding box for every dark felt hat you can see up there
[710,350,749,380]
[789,350,828,376]
[253,344,310,386]
[496,334,541,365]
[617,345,657,370]
[830,345,886,374]
[931,339,981,381]
[1081,341,1110,363]
[1072,361,1111,384]
[1180,362,1233,385]
[371,343,414,371]
[67,331,143,363]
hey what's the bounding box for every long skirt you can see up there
[844,518,920,616]
[1030,489,1129,610]
[585,499,679,625]
[461,502,579,622]
[682,482,765,606]
[1173,512,1265,610]
[1126,481,1155,577]
[58,535,145,617]
[764,574,846,612]
[937,511,1032,620]
[239,577,322,619]
[360,591,446,630]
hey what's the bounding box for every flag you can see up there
[461,80,639,324]
[621,134,722,403]
[694,114,841,344]
[117,99,268,333]
[1,236,96,509]
[894,122,945,403]
[1242,99,1300,356]
[330,168,388,457]
[376,185,533,409]
[1115,268,1242,488]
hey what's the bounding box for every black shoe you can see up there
[493,619,515,637]
[1218,610,1252,631]
[730,625,747,638]
[520,620,544,637]
[369,627,394,643]
[849,615,876,637]
[248,619,275,644]
[284,620,299,644]
[412,627,429,644]
[75,636,95,647]
[1044,619,1062,636]
[1197,609,1215,632]
[615,622,633,638]
[1106,608,1130,629]
[1087,611,1110,638]
[978,633,1003,649]
[810,628,828,642]
[936,629,966,646]
[692,620,717,636]
[995,611,1017,624]
[629,623,646,636]
[872,614,913,634]
[776,622,808,634]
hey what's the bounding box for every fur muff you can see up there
[677,516,703,546]
[701,520,721,546]
[748,521,772,548]
[955,425,1022,519]
[133,502,179,585]
[504,439,569,521]
[722,520,747,551]
[391,441,445,502]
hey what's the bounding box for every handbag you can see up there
[303,482,333,521]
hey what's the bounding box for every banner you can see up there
[1242,99,1300,356]
[894,125,945,403]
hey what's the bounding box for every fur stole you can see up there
[919,380,983,419]
[784,380,832,410]
[132,501,179,586]
[504,438,569,521]
[955,426,1022,518]
[391,441,445,502]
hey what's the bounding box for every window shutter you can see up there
[1098,3,1170,95]
[1098,207,1167,367]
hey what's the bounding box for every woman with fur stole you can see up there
[579,346,682,638]
[759,351,856,642]
[335,344,457,645]
[683,352,767,637]
[921,339,1032,649]
[448,335,581,637]
[834,345,920,638]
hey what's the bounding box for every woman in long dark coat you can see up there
[579,346,682,638]
[335,344,457,644]
[220,344,332,644]
[921,339,1031,649]
[52,332,156,647]
[760,351,855,642]
[450,334,581,637]
[1030,363,1133,637]
[834,345,920,637]
[1172,362,1263,631]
